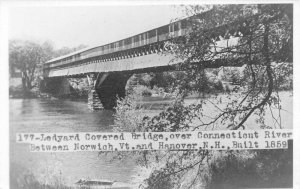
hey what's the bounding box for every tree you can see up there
[147,4,292,131]
[9,40,46,92]
[9,40,88,94]
[118,4,293,188]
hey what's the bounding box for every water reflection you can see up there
[10,99,136,187]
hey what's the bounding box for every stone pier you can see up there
[87,73,104,110]
[88,89,104,110]
[42,72,131,111]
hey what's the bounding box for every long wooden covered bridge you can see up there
[42,8,256,110]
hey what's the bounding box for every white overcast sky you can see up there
[8,4,186,49]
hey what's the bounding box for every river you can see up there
[10,99,137,188]
[9,91,293,188]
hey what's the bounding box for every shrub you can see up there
[132,85,152,97]
[224,84,231,93]
[142,89,152,97]
[213,80,224,92]
[112,94,145,132]
[204,149,293,189]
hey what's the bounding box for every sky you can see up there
[8,4,186,49]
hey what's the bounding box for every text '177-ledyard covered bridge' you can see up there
[41,7,261,110]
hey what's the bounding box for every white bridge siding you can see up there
[44,8,257,78]
[46,37,240,78]
[48,53,179,77]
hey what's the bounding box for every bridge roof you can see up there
[44,9,214,64]
[44,6,260,67]
[45,46,98,64]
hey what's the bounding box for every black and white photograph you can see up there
[0,1,298,189]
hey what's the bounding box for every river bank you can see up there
[9,86,88,101]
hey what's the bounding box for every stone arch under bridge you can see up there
[88,72,132,110]
[41,72,132,110]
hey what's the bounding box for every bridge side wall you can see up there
[46,53,177,78]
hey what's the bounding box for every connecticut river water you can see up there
[9,92,293,188]
[10,99,138,187]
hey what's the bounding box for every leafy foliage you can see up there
[155,4,293,131]
[103,4,293,189]
[9,40,87,95]
[9,40,45,91]
[137,4,293,188]
[112,93,145,132]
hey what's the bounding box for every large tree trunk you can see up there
[26,77,32,90]
[21,71,32,94]
[21,72,28,92]
[21,76,27,91]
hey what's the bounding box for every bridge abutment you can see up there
[88,89,104,110]
[41,77,72,97]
